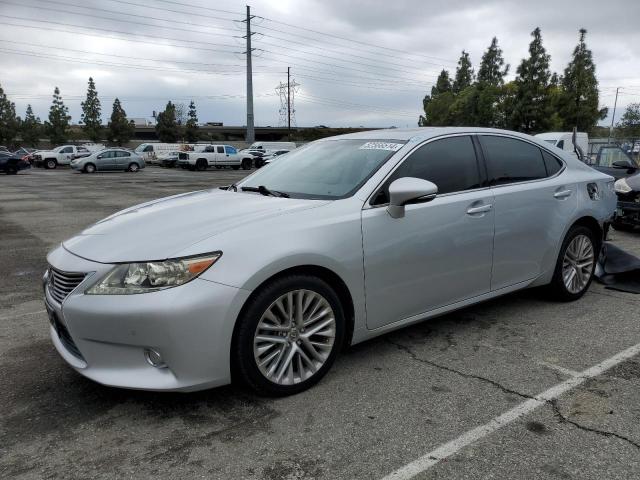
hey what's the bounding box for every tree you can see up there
[80,77,102,142]
[184,100,199,142]
[617,103,640,140]
[155,101,180,142]
[0,83,20,146]
[174,102,187,126]
[419,70,452,126]
[477,37,509,87]
[21,104,42,147]
[107,98,134,146]
[45,87,71,145]
[559,29,607,131]
[452,51,474,93]
[510,28,553,133]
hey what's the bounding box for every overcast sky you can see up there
[0,0,638,128]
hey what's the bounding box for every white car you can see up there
[177,145,254,171]
[262,150,290,166]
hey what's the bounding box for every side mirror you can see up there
[612,160,636,171]
[387,177,438,219]
[97,154,103,159]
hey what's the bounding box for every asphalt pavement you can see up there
[1,166,639,479]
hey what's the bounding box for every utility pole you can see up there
[243,5,255,144]
[287,67,291,140]
[607,87,620,146]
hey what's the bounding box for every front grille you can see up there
[47,267,86,304]
[50,310,84,360]
[178,152,188,160]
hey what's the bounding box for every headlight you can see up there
[614,178,632,194]
[86,252,221,295]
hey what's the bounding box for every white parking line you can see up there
[382,341,640,480]
[0,309,45,321]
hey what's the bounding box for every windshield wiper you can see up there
[241,185,290,198]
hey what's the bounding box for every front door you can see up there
[362,135,495,330]
[96,151,116,170]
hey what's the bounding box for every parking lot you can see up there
[1,167,639,479]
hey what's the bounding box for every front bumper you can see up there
[44,245,251,391]
[616,199,640,226]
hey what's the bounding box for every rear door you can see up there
[115,151,131,169]
[362,135,495,329]
[478,135,575,290]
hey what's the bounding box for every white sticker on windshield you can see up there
[359,142,404,151]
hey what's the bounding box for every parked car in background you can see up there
[134,143,207,162]
[33,145,92,169]
[177,144,253,171]
[1,152,31,174]
[248,141,297,168]
[70,148,145,173]
[158,151,180,168]
[535,132,588,159]
[590,145,639,179]
[13,147,36,157]
[44,128,615,396]
[261,149,290,166]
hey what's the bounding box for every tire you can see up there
[7,166,18,175]
[196,159,207,171]
[232,274,345,396]
[255,159,264,169]
[232,165,240,170]
[45,159,57,170]
[84,163,96,174]
[548,225,599,301]
[612,220,635,232]
[128,163,139,172]
[241,158,252,170]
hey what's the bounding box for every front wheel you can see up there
[45,159,57,169]
[232,275,345,396]
[241,158,252,170]
[128,163,140,172]
[84,163,96,173]
[548,225,598,301]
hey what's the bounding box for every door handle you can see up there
[466,204,492,215]
[554,189,572,199]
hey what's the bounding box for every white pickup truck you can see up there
[33,145,92,169]
[177,144,254,171]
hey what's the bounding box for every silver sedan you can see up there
[44,128,616,395]
[70,148,145,173]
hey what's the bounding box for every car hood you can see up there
[63,189,328,263]
[625,172,640,191]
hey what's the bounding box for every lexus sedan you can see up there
[44,128,616,395]
[70,148,145,173]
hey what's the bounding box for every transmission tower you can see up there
[276,68,300,138]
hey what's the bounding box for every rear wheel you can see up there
[45,159,57,170]
[128,163,139,172]
[84,163,96,173]
[548,225,598,301]
[232,275,345,396]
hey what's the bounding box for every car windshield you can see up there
[238,139,406,199]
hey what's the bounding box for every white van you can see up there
[134,143,206,161]
[248,141,297,153]
[534,132,588,159]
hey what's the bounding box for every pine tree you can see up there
[419,70,452,126]
[80,77,102,142]
[452,51,474,93]
[477,37,509,87]
[559,29,607,131]
[155,101,180,142]
[45,87,71,145]
[510,28,553,132]
[21,104,42,147]
[184,100,199,142]
[0,83,20,146]
[107,98,134,146]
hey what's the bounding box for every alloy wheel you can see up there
[562,234,594,294]
[253,289,336,386]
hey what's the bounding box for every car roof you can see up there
[325,127,552,143]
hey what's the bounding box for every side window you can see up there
[225,146,237,155]
[598,147,632,167]
[372,136,481,205]
[100,151,113,159]
[556,140,564,150]
[480,136,547,185]
[60,147,73,153]
[143,145,153,152]
[118,151,131,157]
[217,146,225,154]
[542,150,563,176]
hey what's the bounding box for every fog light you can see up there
[144,348,167,368]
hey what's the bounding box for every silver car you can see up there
[70,148,145,173]
[44,128,616,395]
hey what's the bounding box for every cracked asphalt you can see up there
[1,167,639,479]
